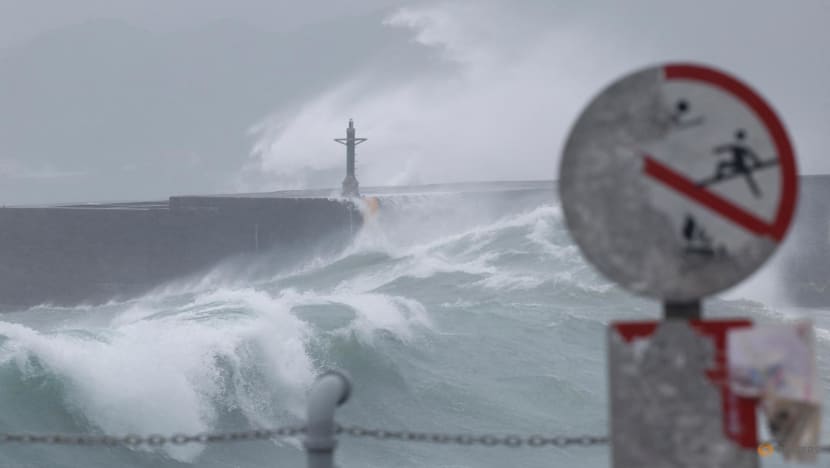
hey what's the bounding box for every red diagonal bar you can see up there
[643,155,780,241]
[664,63,796,241]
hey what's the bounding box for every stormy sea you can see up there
[0,182,827,468]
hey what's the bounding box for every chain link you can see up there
[0,426,306,446]
[335,425,608,448]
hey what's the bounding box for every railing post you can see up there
[304,369,352,468]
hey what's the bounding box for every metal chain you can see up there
[335,425,608,448]
[1,424,829,454]
[0,424,609,448]
[337,425,830,454]
[760,441,830,453]
[0,426,306,446]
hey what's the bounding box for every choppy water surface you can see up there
[0,188,827,467]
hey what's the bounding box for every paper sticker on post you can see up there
[728,322,822,463]
[559,63,798,301]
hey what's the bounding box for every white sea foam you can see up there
[334,202,607,296]
[0,288,316,462]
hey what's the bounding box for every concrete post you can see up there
[304,369,352,468]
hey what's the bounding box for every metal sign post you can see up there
[663,301,701,320]
[558,62,800,467]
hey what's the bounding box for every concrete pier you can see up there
[0,194,360,310]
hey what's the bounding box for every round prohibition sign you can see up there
[559,62,798,301]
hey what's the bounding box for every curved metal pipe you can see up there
[304,369,352,468]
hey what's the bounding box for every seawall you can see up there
[0,195,360,310]
[777,175,830,307]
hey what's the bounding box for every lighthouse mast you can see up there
[334,119,367,197]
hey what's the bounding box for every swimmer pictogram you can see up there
[670,99,705,130]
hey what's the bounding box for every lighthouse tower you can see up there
[334,119,367,197]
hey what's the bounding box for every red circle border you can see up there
[663,63,798,242]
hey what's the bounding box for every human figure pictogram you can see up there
[698,129,778,198]
[713,130,763,197]
[682,214,715,257]
[681,214,728,258]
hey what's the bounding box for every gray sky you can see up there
[0,0,828,204]
[0,0,402,49]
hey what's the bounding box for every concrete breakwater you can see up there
[0,181,554,311]
[0,195,361,310]
[777,175,830,307]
